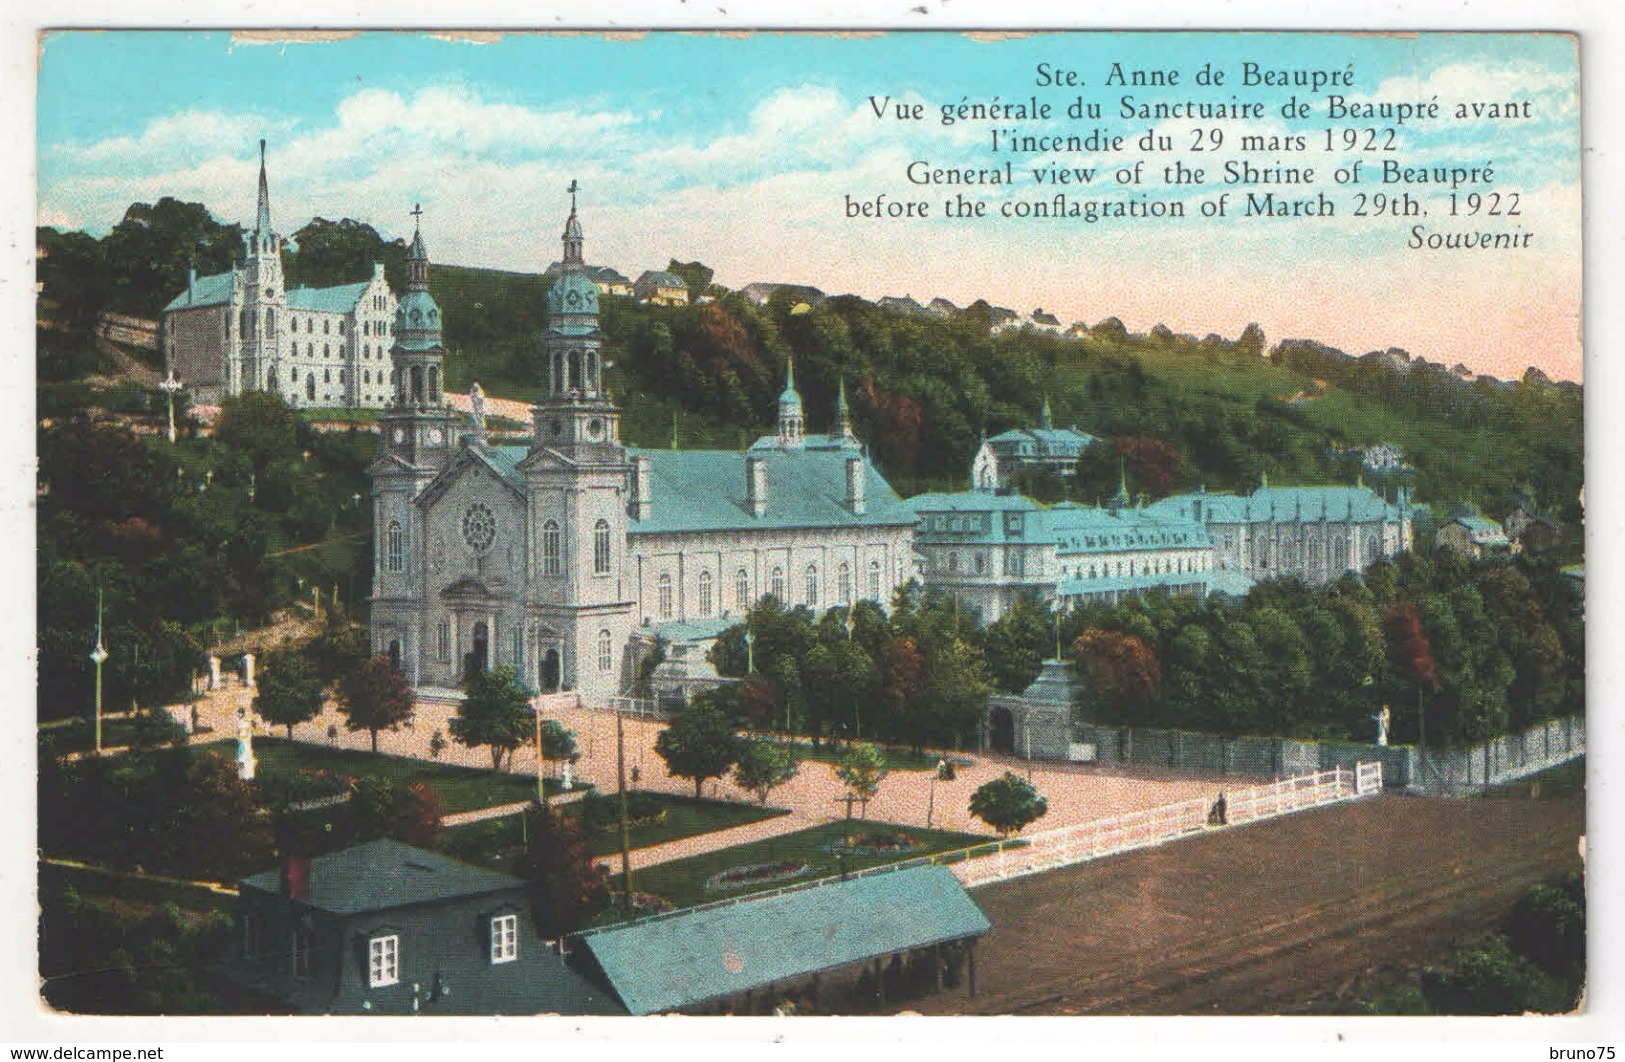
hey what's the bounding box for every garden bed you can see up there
[703,862,814,892]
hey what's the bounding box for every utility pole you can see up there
[616,704,633,910]
[89,587,108,753]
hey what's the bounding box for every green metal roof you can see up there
[1149,484,1405,525]
[164,270,235,311]
[481,443,915,534]
[287,280,370,314]
[985,425,1096,456]
[578,865,989,1015]
[239,839,522,915]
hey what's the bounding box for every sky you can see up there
[36,30,1582,382]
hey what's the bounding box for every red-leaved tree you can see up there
[1383,604,1441,745]
[1073,629,1161,720]
[337,654,415,753]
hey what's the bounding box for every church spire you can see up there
[1039,394,1053,430]
[407,203,429,290]
[777,355,804,449]
[255,139,272,236]
[562,178,584,267]
[836,376,854,439]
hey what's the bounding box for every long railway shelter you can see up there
[575,865,990,1015]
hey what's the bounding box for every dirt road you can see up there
[913,788,1583,1015]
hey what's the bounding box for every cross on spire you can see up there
[411,202,424,225]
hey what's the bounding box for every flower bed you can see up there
[702,861,814,892]
[823,829,920,856]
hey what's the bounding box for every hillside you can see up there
[36,201,1584,536]
[426,263,1582,535]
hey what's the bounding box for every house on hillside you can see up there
[634,270,689,306]
[1027,308,1062,332]
[220,839,621,1015]
[970,399,1097,490]
[1434,504,1511,557]
[544,261,633,297]
[987,306,1020,333]
[877,294,927,317]
[926,297,959,317]
[740,282,826,309]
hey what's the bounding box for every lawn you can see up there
[40,860,234,918]
[603,820,988,916]
[40,715,165,752]
[438,791,789,873]
[773,740,965,773]
[208,737,566,815]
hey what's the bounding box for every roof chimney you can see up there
[281,855,311,903]
[846,455,865,515]
[746,455,768,517]
[632,454,652,520]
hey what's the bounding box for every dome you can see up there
[546,270,599,317]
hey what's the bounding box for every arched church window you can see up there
[805,565,819,608]
[837,563,852,606]
[387,521,403,573]
[736,569,751,611]
[868,559,882,601]
[291,367,298,382]
[410,367,424,403]
[323,319,330,335]
[542,521,561,576]
[324,369,331,384]
[658,573,674,621]
[770,567,785,602]
[428,366,441,403]
[266,309,276,337]
[698,571,713,617]
[598,629,613,673]
[267,368,276,390]
[594,519,611,575]
[306,375,316,401]
[948,553,959,573]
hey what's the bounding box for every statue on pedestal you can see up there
[236,707,257,781]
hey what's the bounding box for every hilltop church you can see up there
[368,189,918,700]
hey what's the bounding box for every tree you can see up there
[666,258,715,302]
[979,599,1048,694]
[653,698,743,798]
[255,648,325,740]
[732,740,800,805]
[518,801,608,938]
[835,741,888,820]
[214,390,301,474]
[1073,628,1160,720]
[969,771,1050,836]
[450,665,533,771]
[336,654,415,753]
[1384,604,1441,745]
[539,718,578,779]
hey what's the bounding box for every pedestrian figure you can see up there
[630,764,641,786]
[1209,791,1228,826]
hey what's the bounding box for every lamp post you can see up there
[158,372,183,443]
[89,588,108,753]
[843,606,859,741]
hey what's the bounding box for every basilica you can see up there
[367,191,918,699]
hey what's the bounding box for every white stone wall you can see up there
[628,526,912,627]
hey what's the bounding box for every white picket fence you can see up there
[953,761,1382,888]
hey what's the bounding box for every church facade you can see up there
[368,193,917,700]
[161,142,398,408]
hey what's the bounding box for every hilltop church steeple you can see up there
[562,179,585,267]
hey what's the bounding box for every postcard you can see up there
[25,24,1587,1036]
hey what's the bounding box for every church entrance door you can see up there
[988,706,1016,755]
[540,647,561,693]
[465,620,489,680]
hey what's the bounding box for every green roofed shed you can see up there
[577,864,990,1014]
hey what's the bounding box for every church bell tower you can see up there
[518,182,634,700]
[379,204,460,470]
